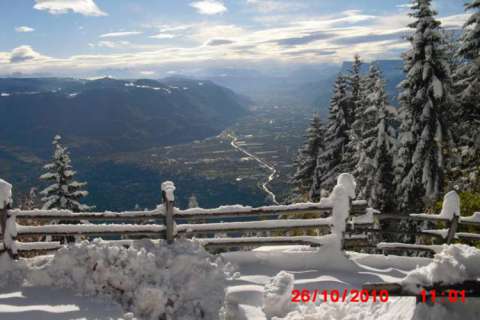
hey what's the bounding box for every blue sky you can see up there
[0,0,470,77]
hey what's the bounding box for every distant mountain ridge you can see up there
[0,77,250,157]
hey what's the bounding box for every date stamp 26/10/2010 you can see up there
[291,289,467,304]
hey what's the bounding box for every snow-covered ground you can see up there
[1,241,479,320]
[221,244,480,319]
[0,287,124,320]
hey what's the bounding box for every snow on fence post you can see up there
[162,181,176,244]
[328,173,356,250]
[0,179,17,259]
[442,191,461,245]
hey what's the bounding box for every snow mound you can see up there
[161,181,176,202]
[0,253,27,288]
[402,244,480,293]
[263,271,297,318]
[336,173,357,199]
[439,191,460,219]
[24,239,231,320]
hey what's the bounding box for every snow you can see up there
[461,212,480,224]
[351,207,376,225]
[0,179,12,209]
[329,173,356,241]
[161,181,175,202]
[178,218,332,233]
[1,239,231,320]
[219,245,442,320]
[421,228,449,239]
[17,223,166,235]
[16,241,62,251]
[336,173,357,199]
[0,287,124,320]
[262,271,296,318]
[177,200,333,217]
[11,208,165,219]
[402,245,480,293]
[3,239,480,319]
[439,191,460,219]
[409,191,460,222]
[197,235,331,246]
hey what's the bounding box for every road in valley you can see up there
[227,133,279,205]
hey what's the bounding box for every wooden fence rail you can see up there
[0,175,371,259]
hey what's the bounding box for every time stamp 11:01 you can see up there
[291,289,467,304]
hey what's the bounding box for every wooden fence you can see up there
[375,191,480,255]
[3,176,478,261]
[0,178,370,259]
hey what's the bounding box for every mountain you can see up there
[196,65,339,110]
[0,77,250,157]
[197,61,403,117]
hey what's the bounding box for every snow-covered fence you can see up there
[0,179,17,259]
[0,174,370,259]
[377,190,480,255]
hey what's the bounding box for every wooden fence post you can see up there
[162,181,176,244]
[446,215,459,245]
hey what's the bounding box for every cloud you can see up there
[15,26,35,33]
[275,31,337,47]
[139,70,155,76]
[33,0,107,16]
[205,39,235,46]
[9,46,42,63]
[440,14,469,29]
[99,31,143,38]
[285,48,337,57]
[0,10,468,75]
[91,41,132,48]
[396,3,413,9]
[190,0,227,15]
[246,0,303,13]
[149,33,176,40]
[333,31,407,46]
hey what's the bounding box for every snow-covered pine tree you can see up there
[40,135,92,212]
[291,114,324,200]
[314,75,351,193]
[344,55,365,176]
[454,0,480,190]
[396,0,453,211]
[357,65,397,212]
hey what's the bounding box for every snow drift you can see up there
[402,244,480,293]
[2,239,233,320]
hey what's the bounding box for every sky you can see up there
[0,0,470,78]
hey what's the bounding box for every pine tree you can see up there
[454,0,480,190]
[344,55,365,175]
[291,114,324,200]
[358,65,397,212]
[314,75,351,193]
[40,135,92,212]
[396,0,453,211]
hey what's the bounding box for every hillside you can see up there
[0,77,250,157]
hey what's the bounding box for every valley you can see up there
[102,103,314,210]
